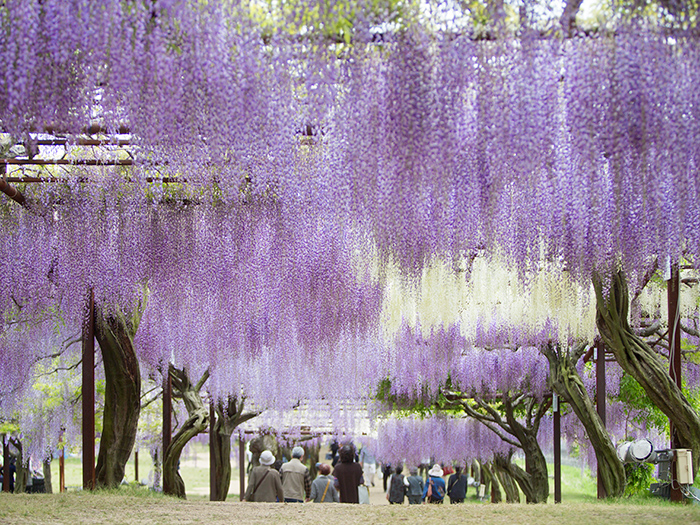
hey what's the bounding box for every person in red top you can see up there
[332,444,364,503]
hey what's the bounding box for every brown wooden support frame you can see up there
[162,369,172,494]
[553,393,561,503]
[2,434,9,492]
[239,437,246,501]
[209,402,217,501]
[82,288,96,490]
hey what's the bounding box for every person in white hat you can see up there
[243,450,284,502]
[422,464,446,504]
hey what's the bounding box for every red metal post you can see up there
[553,393,561,503]
[82,288,96,490]
[239,437,246,501]
[2,434,9,492]
[162,368,172,493]
[210,402,217,501]
[59,448,65,493]
[668,263,683,502]
[596,340,607,499]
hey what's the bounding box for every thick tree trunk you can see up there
[543,342,626,498]
[449,392,550,503]
[211,397,258,501]
[11,440,26,494]
[151,448,162,491]
[163,366,209,499]
[306,445,320,480]
[94,308,141,489]
[594,271,700,474]
[493,453,538,504]
[493,455,520,503]
[43,458,52,494]
[501,400,549,503]
[482,461,502,503]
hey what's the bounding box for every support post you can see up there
[239,437,246,501]
[59,447,65,493]
[668,263,683,502]
[134,451,139,483]
[162,368,172,494]
[210,402,217,501]
[82,288,96,490]
[596,340,607,499]
[2,434,9,492]
[59,429,65,493]
[553,393,561,504]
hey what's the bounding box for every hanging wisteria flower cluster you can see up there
[1,0,700,455]
[370,414,527,466]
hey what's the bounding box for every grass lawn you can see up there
[0,488,699,525]
[9,448,699,524]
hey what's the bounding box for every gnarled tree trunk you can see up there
[542,342,626,498]
[493,454,520,503]
[163,365,209,499]
[43,458,52,494]
[210,397,258,501]
[94,307,142,489]
[481,461,502,503]
[448,392,550,503]
[501,398,549,503]
[11,439,26,494]
[594,271,700,474]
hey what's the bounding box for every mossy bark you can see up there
[163,366,209,499]
[481,462,502,503]
[43,458,52,494]
[210,397,258,501]
[453,394,549,503]
[493,455,520,503]
[543,342,626,498]
[94,308,141,489]
[594,271,700,474]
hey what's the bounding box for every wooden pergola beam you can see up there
[0,177,26,206]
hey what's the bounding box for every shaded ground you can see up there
[0,492,698,525]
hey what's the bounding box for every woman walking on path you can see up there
[310,464,339,503]
[447,466,468,504]
[422,464,446,504]
[243,450,284,503]
[386,465,406,505]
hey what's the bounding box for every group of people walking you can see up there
[386,464,470,505]
[244,443,471,506]
[243,444,359,503]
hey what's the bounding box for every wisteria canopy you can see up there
[1,0,700,456]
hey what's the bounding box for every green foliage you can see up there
[617,374,669,434]
[624,463,654,497]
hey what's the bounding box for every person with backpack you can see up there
[386,465,407,504]
[447,465,469,504]
[422,464,446,504]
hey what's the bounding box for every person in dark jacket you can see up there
[447,465,468,503]
[386,465,406,504]
[404,467,424,504]
[332,444,363,503]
